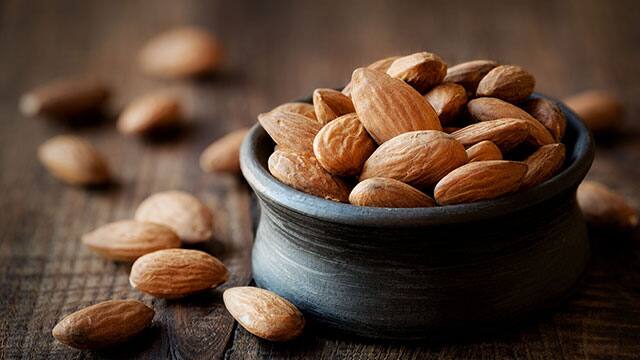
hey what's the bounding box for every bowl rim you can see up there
[240,93,595,226]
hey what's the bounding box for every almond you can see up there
[52,300,154,349]
[577,180,638,231]
[19,77,109,118]
[134,191,213,243]
[270,102,317,121]
[117,91,181,135]
[424,82,468,125]
[258,111,323,153]
[138,26,222,79]
[360,131,467,189]
[82,220,181,262]
[520,143,566,190]
[130,249,228,298]
[451,118,530,152]
[521,98,566,142]
[443,60,498,96]
[563,90,623,133]
[386,52,447,93]
[200,127,250,173]
[476,65,535,103]
[342,55,400,96]
[351,68,442,144]
[443,126,462,134]
[38,135,110,186]
[465,140,502,162]
[349,177,435,208]
[434,160,528,205]
[312,88,355,124]
[268,150,350,202]
[223,287,305,342]
[467,97,555,146]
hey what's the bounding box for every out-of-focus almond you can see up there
[476,65,535,103]
[521,98,566,142]
[360,131,467,189]
[424,83,468,125]
[134,191,213,243]
[200,127,250,173]
[19,77,109,118]
[38,135,110,186]
[351,68,442,144]
[349,177,435,208]
[312,88,355,124]
[386,52,447,93]
[52,300,154,349]
[434,160,528,205]
[465,140,502,162]
[443,60,498,96]
[520,143,566,190]
[342,56,401,96]
[270,102,317,121]
[313,113,376,176]
[577,180,638,231]
[563,90,624,133]
[82,220,181,262]
[451,118,530,152]
[268,150,350,202]
[130,249,228,298]
[117,92,181,135]
[223,287,305,342]
[258,111,322,153]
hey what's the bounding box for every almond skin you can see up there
[521,98,567,142]
[577,180,638,231]
[451,118,530,152]
[476,65,535,103]
[134,191,213,243]
[258,111,323,153]
[130,249,228,298]
[349,177,435,208]
[342,56,400,96]
[82,220,181,262]
[200,127,250,173]
[138,26,222,79]
[268,150,350,202]
[313,113,376,176]
[465,140,502,162]
[223,287,305,342]
[38,135,110,186]
[117,92,181,135]
[52,300,154,349]
[351,68,442,144]
[443,60,498,96]
[563,90,624,133]
[270,102,317,121]
[313,88,355,124]
[360,131,467,189]
[521,143,566,190]
[386,52,447,93]
[434,160,528,205]
[424,82,468,125]
[19,77,109,118]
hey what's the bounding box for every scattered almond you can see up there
[465,140,502,162]
[200,127,250,173]
[117,91,182,135]
[386,52,447,93]
[451,118,530,152]
[19,77,109,118]
[349,177,435,208]
[476,65,535,103]
[424,82,468,125]
[258,110,322,153]
[521,143,566,190]
[521,98,566,142]
[312,88,355,124]
[38,135,110,186]
[270,102,317,121]
[577,180,638,231]
[563,90,623,133]
[443,60,498,96]
[342,55,401,96]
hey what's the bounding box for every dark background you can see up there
[1,0,639,358]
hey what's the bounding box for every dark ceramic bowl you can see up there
[240,93,594,340]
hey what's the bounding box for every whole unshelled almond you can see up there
[521,143,566,190]
[138,26,222,79]
[313,88,355,124]
[360,131,467,189]
[268,150,350,202]
[20,77,109,118]
[465,140,502,162]
[451,118,529,152]
[52,300,154,349]
[443,60,498,95]
[82,220,180,262]
[476,65,535,103]
[200,127,250,173]
[563,90,623,133]
[130,249,228,298]
[38,135,110,186]
[349,177,435,208]
[270,102,317,121]
[342,55,401,96]
[351,68,442,144]
[313,113,376,176]
[521,98,566,142]
[424,82,468,125]
[117,92,182,135]
[577,180,638,231]
[134,191,213,243]
[258,111,322,153]
[386,52,447,93]
[223,287,305,342]
[434,160,528,205]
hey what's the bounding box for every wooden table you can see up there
[1,0,639,358]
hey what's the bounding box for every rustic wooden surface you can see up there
[1,0,639,359]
